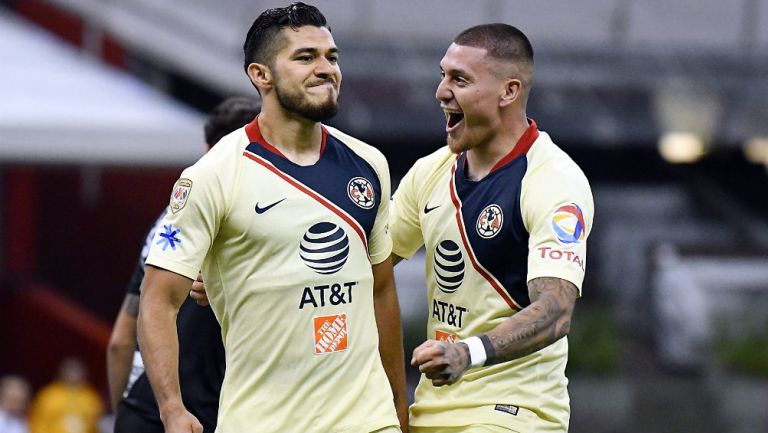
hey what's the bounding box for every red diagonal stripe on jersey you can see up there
[242,151,369,258]
[449,158,522,311]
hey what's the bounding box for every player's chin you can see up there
[447,136,468,154]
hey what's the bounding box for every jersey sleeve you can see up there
[145,149,233,280]
[367,152,393,265]
[125,210,168,295]
[389,159,425,260]
[522,160,594,294]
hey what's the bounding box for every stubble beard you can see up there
[275,81,339,122]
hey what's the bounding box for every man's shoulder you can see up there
[324,125,390,183]
[528,131,589,184]
[182,127,249,180]
[324,125,386,162]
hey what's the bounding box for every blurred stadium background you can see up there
[1,0,767,432]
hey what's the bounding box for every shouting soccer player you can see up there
[390,24,594,433]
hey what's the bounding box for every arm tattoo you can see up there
[123,294,140,318]
[485,277,577,365]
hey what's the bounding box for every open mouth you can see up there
[445,111,464,131]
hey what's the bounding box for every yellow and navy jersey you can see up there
[146,117,398,433]
[391,120,593,432]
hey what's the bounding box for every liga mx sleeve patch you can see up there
[170,178,193,214]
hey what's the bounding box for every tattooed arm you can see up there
[411,277,578,386]
[484,277,577,363]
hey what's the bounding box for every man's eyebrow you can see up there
[290,47,339,56]
[443,66,470,76]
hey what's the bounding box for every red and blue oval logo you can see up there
[551,203,586,244]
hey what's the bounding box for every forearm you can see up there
[138,300,183,414]
[372,259,409,430]
[483,277,576,365]
[107,295,140,411]
[106,340,135,411]
[137,267,192,418]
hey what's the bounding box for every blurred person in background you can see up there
[106,96,261,433]
[28,357,103,433]
[390,24,594,432]
[138,3,407,433]
[0,375,31,433]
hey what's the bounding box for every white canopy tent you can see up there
[0,11,205,167]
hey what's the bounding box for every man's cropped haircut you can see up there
[243,2,328,72]
[454,23,534,65]
[204,96,261,146]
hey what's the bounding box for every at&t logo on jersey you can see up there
[551,203,586,244]
[434,240,465,293]
[477,204,503,239]
[300,222,349,274]
[347,177,375,209]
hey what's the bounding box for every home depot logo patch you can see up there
[435,330,457,344]
[314,314,348,354]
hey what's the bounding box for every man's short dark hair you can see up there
[243,2,328,72]
[204,96,261,146]
[453,23,534,66]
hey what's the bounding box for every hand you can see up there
[411,339,470,387]
[161,406,203,433]
[189,273,209,306]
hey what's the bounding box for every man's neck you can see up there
[465,115,529,181]
[258,106,323,166]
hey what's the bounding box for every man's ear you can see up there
[499,78,522,107]
[247,63,272,93]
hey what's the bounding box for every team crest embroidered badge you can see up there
[347,177,375,209]
[477,204,503,239]
[170,178,192,214]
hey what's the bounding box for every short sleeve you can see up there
[367,154,393,265]
[523,161,594,294]
[145,152,231,280]
[389,160,425,260]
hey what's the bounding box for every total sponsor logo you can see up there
[537,246,585,271]
[432,299,467,328]
[551,203,586,245]
[314,313,348,354]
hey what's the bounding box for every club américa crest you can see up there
[347,177,375,209]
[476,204,503,239]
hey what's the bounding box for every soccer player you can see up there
[137,3,407,433]
[390,24,594,432]
[107,96,261,433]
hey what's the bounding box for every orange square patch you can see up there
[314,314,348,354]
[435,330,457,344]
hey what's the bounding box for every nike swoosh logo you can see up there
[424,203,440,214]
[255,198,286,214]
